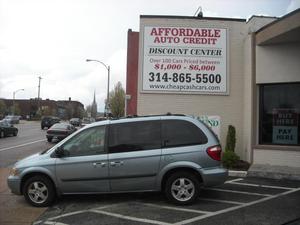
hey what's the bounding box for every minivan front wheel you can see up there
[23,175,55,207]
[165,172,200,205]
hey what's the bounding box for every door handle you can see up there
[93,162,106,167]
[110,161,124,167]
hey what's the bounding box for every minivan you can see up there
[7,114,227,207]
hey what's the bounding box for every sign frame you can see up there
[140,24,229,95]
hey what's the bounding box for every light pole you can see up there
[13,89,24,115]
[86,59,110,118]
[124,94,131,117]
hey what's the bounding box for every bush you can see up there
[225,125,236,152]
[222,150,240,169]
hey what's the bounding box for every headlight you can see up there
[9,167,19,176]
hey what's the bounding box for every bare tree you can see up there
[108,82,125,118]
[0,100,6,118]
[85,104,92,117]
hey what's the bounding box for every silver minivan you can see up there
[7,115,227,207]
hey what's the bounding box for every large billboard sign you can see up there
[142,26,228,94]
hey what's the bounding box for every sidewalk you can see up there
[247,164,300,181]
[0,168,46,225]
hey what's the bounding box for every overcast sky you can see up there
[0,0,299,112]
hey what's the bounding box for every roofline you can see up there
[140,15,246,22]
[256,8,300,34]
[246,15,278,24]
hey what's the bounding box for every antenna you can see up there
[194,6,203,18]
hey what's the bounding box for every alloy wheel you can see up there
[27,181,49,204]
[171,177,195,202]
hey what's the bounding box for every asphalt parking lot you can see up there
[34,177,300,225]
[1,121,300,225]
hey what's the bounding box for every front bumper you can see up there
[7,176,22,195]
[199,167,228,187]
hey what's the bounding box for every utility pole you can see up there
[38,76,42,116]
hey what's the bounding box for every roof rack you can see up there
[111,113,186,120]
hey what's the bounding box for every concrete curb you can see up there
[229,170,248,178]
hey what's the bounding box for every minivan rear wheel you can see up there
[165,172,200,205]
[23,175,55,207]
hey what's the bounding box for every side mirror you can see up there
[55,146,65,157]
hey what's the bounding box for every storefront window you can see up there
[259,83,300,146]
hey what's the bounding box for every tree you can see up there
[14,103,21,115]
[108,82,125,118]
[85,104,92,117]
[0,100,7,118]
[225,125,236,152]
[222,125,239,168]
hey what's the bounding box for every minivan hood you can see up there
[15,152,45,168]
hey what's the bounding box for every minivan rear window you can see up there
[162,120,207,148]
[108,121,161,153]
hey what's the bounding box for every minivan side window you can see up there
[162,120,208,148]
[62,126,106,157]
[108,121,161,153]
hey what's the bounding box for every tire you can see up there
[13,131,18,136]
[165,172,200,205]
[0,131,4,138]
[47,137,52,142]
[23,175,55,207]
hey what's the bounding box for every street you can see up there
[0,121,300,225]
[0,121,54,168]
[0,121,55,225]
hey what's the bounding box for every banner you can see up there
[142,26,227,94]
[196,115,221,138]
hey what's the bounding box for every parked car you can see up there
[46,123,76,142]
[81,117,95,127]
[7,114,227,207]
[41,116,60,129]
[69,118,81,127]
[4,115,20,124]
[0,120,18,138]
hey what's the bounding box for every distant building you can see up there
[0,98,84,119]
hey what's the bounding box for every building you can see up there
[0,98,84,120]
[126,9,300,173]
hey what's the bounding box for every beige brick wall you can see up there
[253,149,300,167]
[137,18,248,159]
[256,43,300,84]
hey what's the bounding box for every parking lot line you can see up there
[174,187,300,225]
[0,139,45,152]
[228,181,294,190]
[142,203,212,214]
[44,221,69,225]
[47,210,88,221]
[90,208,172,225]
[225,178,244,183]
[205,188,272,197]
[198,197,244,205]
[94,203,124,210]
